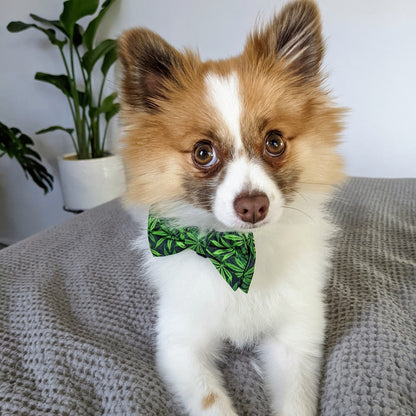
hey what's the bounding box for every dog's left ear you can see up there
[245,0,324,81]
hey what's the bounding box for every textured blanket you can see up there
[1,177,415,415]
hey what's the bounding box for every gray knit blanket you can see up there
[1,177,415,415]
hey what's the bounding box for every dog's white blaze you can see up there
[213,157,284,229]
[205,72,243,151]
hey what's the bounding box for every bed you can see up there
[1,177,415,415]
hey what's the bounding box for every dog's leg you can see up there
[156,320,237,416]
[258,319,324,416]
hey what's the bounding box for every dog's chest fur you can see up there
[134,194,332,348]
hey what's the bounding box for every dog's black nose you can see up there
[233,192,269,224]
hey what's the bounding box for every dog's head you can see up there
[118,0,345,231]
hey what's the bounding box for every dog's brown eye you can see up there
[265,131,286,156]
[193,141,217,167]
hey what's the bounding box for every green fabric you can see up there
[148,215,256,293]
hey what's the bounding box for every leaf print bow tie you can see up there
[148,215,256,293]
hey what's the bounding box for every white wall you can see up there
[1,0,415,244]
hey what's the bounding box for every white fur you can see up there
[129,60,332,416]
[129,71,333,416]
[131,188,333,416]
[213,157,284,230]
[205,72,243,152]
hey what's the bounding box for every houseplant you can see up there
[7,0,125,210]
[0,122,53,194]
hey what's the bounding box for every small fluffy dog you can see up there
[118,0,344,415]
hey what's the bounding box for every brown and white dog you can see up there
[118,1,344,415]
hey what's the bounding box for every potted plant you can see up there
[0,122,54,194]
[7,0,125,211]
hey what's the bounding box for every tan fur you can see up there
[201,393,217,409]
[118,0,345,209]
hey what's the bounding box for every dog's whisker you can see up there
[298,181,333,187]
[282,205,315,221]
[292,189,308,202]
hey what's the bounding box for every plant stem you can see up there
[97,72,108,155]
[74,46,92,156]
[69,38,87,159]
[101,119,110,152]
[58,47,77,122]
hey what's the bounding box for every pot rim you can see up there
[59,152,118,162]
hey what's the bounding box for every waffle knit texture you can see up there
[0,177,415,415]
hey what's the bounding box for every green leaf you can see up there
[35,72,71,97]
[221,251,236,262]
[101,47,117,76]
[72,23,84,47]
[152,230,169,237]
[83,0,117,50]
[223,268,232,281]
[104,102,120,122]
[222,234,242,242]
[36,125,74,136]
[98,92,117,113]
[29,13,66,33]
[7,21,33,32]
[59,0,99,38]
[0,122,54,194]
[234,257,245,269]
[17,133,34,146]
[211,248,233,257]
[148,218,157,232]
[78,90,89,108]
[154,238,165,250]
[82,38,116,73]
[210,240,224,248]
[226,263,243,272]
[7,21,66,48]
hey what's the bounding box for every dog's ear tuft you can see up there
[246,0,324,81]
[118,29,183,111]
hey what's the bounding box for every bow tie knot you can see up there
[148,215,256,293]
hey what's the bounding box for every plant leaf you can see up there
[36,125,74,136]
[59,0,99,38]
[7,21,33,32]
[101,47,117,76]
[29,13,65,33]
[72,23,84,47]
[83,0,117,50]
[0,122,54,193]
[17,133,34,146]
[82,38,116,73]
[98,92,117,113]
[35,72,71,96]
[7,21,66,47]
[105,103,119,122]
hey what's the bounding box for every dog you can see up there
[117,0,345,414]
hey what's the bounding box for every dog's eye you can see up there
[265,131,286,156]
[193,141,217,167]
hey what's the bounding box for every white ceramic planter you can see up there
[58,153,126,211]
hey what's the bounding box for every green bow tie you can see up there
[148,215,256,293]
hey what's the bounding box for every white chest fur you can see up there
[133,194,333,349]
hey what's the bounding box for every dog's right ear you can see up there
[118,29,183,112]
